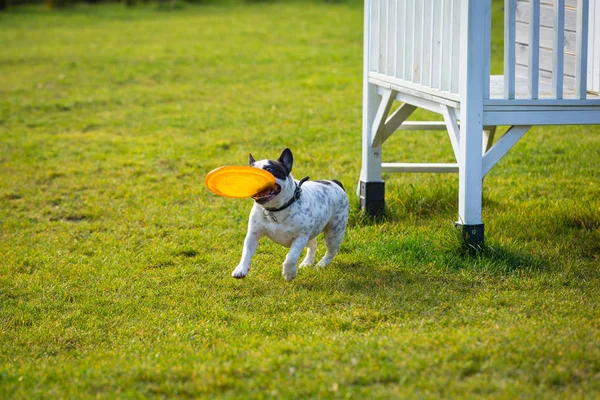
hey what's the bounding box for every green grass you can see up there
[1,1,599,398]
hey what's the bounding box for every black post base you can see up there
[359,181,385,217]
[455,223,485,248]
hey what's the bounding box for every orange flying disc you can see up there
[205,166,276,198]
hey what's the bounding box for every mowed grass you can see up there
[1,1,599,398]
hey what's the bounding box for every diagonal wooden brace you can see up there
[441,104,461,162]
[370,88,398,148]
[482,125,531,176]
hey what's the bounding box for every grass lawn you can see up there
[1,1,599,398]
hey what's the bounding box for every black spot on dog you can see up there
[316,180,332,186]
[261,160,289,180]
[331,180,344,190]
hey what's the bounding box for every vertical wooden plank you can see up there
[404,0,414,81]
[431,0,442,88]
[379,0,387,74]
[504,0,517,99]
[412,0,422,82]
[553,0,565,98]
[429,0,436,87]
[396,0,405,80]
[484,0,492,99]
[529,0,540,99]
[587,0,600,93]
[448,0,455,91]
[370,0,380,72]
[387,0,396,77]
[420,0,427,85]
[575,0,589,98]
[439,0,446,89]
[588,0,600,93]
[451,0,462,94]
[362,0,384,183]
[458,0,490,242]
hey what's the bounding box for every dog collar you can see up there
[264,176,309,213]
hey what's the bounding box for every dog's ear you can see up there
[249,153,256,166]
[278,148,293,175]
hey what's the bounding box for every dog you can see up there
[232,148,349,281]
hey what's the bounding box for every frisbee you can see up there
[205,166,276,198]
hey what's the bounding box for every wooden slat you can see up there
[382,163,459,173]
[396,0,405,79]
[516,1,577,31]
[379,0,387,74]
[451,0,461,94]
[370,88,397,147]
[430,1,442,89]
[575,0,589,98]
[515,23,576,54]
[404,0,414,81]
[553,0,566,98]
[370,0,380,72]
[482,125,531,176]
[386,0,396,77]
[412,0,422,82]
[484,0,492,99]
[505,0,518,99]
[529,0,541,99]
[516,43,576,77]
[382,103,417,142]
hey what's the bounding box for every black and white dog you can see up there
[232,148,349,281]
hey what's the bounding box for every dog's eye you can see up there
[264,167,273,173]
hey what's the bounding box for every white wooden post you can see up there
[457,0,491,246]
[360,0,385,215]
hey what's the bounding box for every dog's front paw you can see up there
[282,266,297,281]
[232,265,249,279]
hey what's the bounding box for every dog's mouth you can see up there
[252,184,281,204]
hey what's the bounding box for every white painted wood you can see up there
[371,72,461,102]
[405,0,414,81]
[398,121,453,130]
[505,0,518,99]
[528,0,540,99]
[396,0,405,80]
[379,0,388,75]
[483,109,600,125]
[516,43,577,81]
[370,88,398,148]
[591,0,600,93]
[516,22,576,54]
[575,0,589,98]
[483,126,497,154]
[382,163,459,173]
[553,0,565,99]
[361,0,384,184]
[482,125,531,176]
[484,0,492,99]
[457,0,489,226]
[441,104,461,162]
[382,103,417,143]
[516,1,577,31]
[431,0,442,89]
[369,0,379,73]
[451,0,462,94]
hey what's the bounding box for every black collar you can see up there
[264,176,309,212]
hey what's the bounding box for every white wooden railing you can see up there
[504,0,592,100]
[368,0,462,96]
[368,0,600,102]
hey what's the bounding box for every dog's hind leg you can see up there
[300,238,317,268]
[317,216,347,267]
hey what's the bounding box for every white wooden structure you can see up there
[359,0,600,245]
